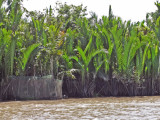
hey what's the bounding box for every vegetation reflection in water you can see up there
[0,96,160,119]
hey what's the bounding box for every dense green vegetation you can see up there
[1,0,160,98]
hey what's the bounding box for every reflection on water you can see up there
[0,96,160,119]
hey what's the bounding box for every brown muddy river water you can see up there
[0,96,160,120]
